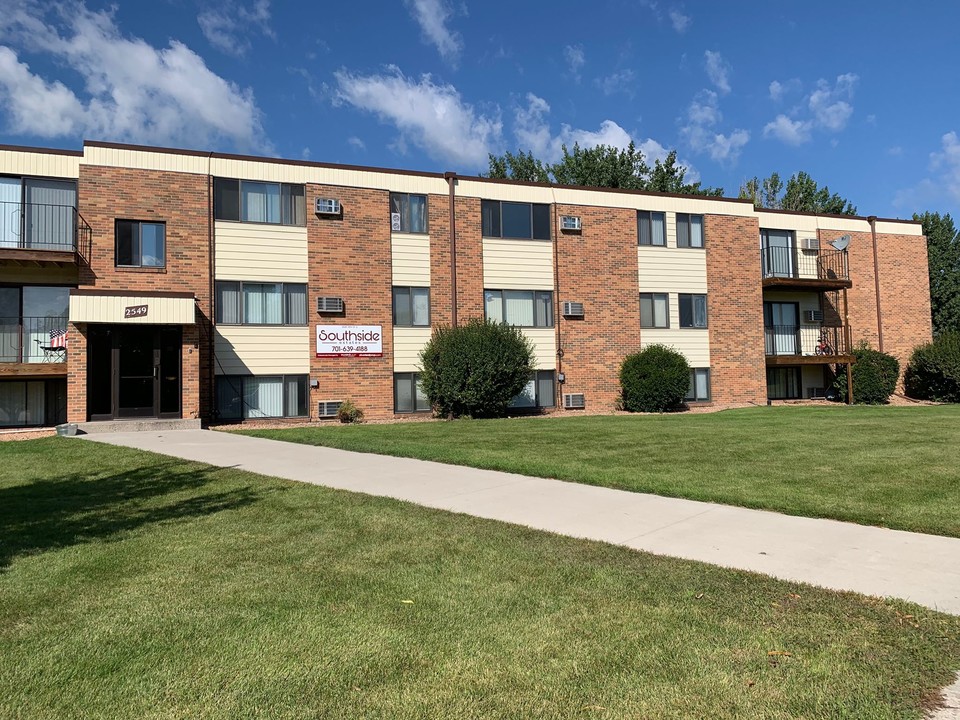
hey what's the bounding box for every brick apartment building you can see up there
[0,141,932,428]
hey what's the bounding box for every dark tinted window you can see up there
[481,200,501,237]
[501,202,532,239]
[214,178,240,221]
[115,220,135,266]
[532,204,551,239]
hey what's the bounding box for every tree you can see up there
[487,144,724,196]
[739,171,856,215]
[419,319,534,419]
[914,211,960,336]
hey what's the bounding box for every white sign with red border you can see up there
[316,325,383,357]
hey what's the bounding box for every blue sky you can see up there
[0,1,958,220]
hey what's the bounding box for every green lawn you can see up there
[242,405,960,538]
[1,439,959,718]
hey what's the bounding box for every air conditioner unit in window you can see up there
[803,309,824,323]
[563,393,586,410]
[560,215,581,231]
[562,301,584,318]
[390,212,402,232]
[317,400,342,418]
[317,296,344,313]
[315,198,341,215]
[800,238,820,251]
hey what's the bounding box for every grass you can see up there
[1,438,959,718]
[242,405,960,538]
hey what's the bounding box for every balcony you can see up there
[0,201,92,266]
[0,316,68,376]
[764,324,854,365]
[760,246,851,290]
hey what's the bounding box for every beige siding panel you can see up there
[641,329,710,366]
[524,328,556,370]
[214,326,310,375]
[754,211,921,236]
[393,327,432,372]
[637,247,708,293]
[70,294,195,324]
[391,233,431,286]
[0,150,80,179]
[214,221,308,281]
[83,146,209,174]
[875,220,922,236]
[483,239,553,290]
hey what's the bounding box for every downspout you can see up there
[207,152,215,421]
[868,215,884,352]
[551,188,562,396]
[444,172,458,327]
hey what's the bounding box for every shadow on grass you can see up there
[0,460,263,570]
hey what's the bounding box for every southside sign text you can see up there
[316,325,383,357]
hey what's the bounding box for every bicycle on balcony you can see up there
[814,330,834,356]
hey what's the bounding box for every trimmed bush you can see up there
[905,332,960,402]
[336,399,364,424]
[834,343,899,404]
[419,319,534,418]
[619,344,690,413]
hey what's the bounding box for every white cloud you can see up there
[563,44,585,83]
[198,0,274,57]
[595,69,635,97]
[669,10,691,33]
[769,80,783,101]
[930,131,960,203]
[763,114,812,146]
[0,3,268,150]
[333,67,501,167]
[704,50,730,94]
[768,78,800,102]
[404,0,462,64]
[679,89,749,163]
[887,145,903,156]
[893,131,960,212]
[347,136,366,151]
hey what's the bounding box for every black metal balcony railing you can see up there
[0,201,92,261]
[760,245,850,282]
[0,316,68,363]
[764,324,849,357]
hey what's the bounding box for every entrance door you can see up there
[117,326,157,417]
[764,302,800,355]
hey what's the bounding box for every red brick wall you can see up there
[70,165,211,421]
[452,194,484,322]
[307,184,394,419]
[427,191,453,327]
[705,214,767,405]
[555,204,640,412]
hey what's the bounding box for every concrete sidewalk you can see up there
[84,429,960,615]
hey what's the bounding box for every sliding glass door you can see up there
[764,302,800,355]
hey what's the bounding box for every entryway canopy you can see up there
[69,290,196,325]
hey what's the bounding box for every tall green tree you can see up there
[915,211,960,335]
[487,144,724,196]
[739,171,856,215]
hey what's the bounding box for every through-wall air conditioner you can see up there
[560,215,582,231]
[315,198,342,215]
[317,296,345,313]
[317,401,342,418]
[800,238,820,251]
[806,387,826,399]
[803,309,824,323]
[563,393,586,410]
[562,301,584,318]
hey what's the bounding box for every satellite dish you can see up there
[830,235,850,251]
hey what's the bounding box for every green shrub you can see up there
[619,345,690,412]
[833,343,899,404]
[419,319,534,419]
[336,399,364,424]
[905,332,960,402]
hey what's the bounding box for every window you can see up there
[216,375,308,419]
[214,178,306,226]
[509,370,556,409]
[481,200,551,240]
[215,281,307,325]
[686,368,711,402]
[390,193,428,234]
[394,372,430,413]
[679,294,708,328]
[637,211,666,246]
[767,367,801,400]
[0,378,66,427]
[392,287,430,327]
[677,214,704,248]
[484,290,553,327]
[116,220,165,268]
[639,293,669,328]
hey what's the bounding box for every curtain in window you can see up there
[24,179,76,250]
[393,288,411,326]
[408,195,426,233]
[693,295,707,327]
[25,381,44,425]
[504,291,534,326]
[284,285,307,325]
[0,382,25,427]
[651,213,665,246]
[281,185,305,226]
[216,282,241,324]
[695,369,709,400]
[412,288,430,325]
[0,177,21,248]
[284,376,306,417]
[244,376,283,418]
[242,182,281,223]
[243,283,282,324]
[535,292,552,327]
[690,216,704,247]
[484,291,503,323]
[677,217,690,248]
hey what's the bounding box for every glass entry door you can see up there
[762,229,795,278]
[764,302,800,355]
[117,326,157,417]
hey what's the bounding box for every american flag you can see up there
[48,328,68,349]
